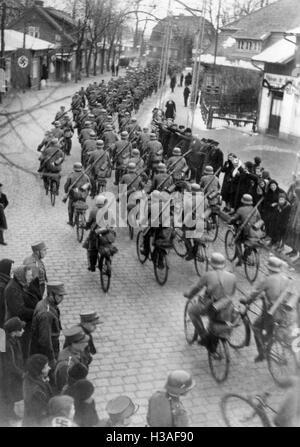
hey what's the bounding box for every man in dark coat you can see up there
[0,183,8,245]
[165,99,176,120]
[1,317,25,423]
[0,259,14,329]
[4,265,40,360]
[30,283,66,368]
[183,86,190,107]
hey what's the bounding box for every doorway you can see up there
[268,90,283,135]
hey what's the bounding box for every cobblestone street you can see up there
[1,76,298,426]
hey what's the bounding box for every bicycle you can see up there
[136,229,170,286]
[74,201,88,243]
[229,302,298,386]
[204,211,219,243]
[43,174,60,207]
[172,228,208,277]
[98,251,112,293]
[183,297,232,383]
[225,224,260,283]
[221,391,276,427]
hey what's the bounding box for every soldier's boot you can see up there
[88,250,98,272]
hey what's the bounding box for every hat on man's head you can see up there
[106,395,137,419]
[31,241,47,252]
[191,183,201,192]
[241,194,253,205]
[96,140,104,147]
[127,162,136,172]
[89,130,96,137]
[47,282,66,296]
[63,326,89,346]
[4,317,25,333]
[80,311,102,324]
[121,131,128,138]
[73,162,82,172]
[150,132,156,140]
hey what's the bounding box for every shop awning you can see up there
[252,36,296,64]
[1,29,54,52]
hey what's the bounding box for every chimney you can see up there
[34,1,44,7]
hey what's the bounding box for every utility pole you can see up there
[157,0,173,109]
[0,1,6,104]
[188,0,207,132]
[23,0,29,49]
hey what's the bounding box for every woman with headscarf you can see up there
[261,180,285,237]
[4,265,41,359]
[23,354,53,427]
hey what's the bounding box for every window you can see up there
[237,39,261,51]
[55,34,62,44]
[28,26,40,38]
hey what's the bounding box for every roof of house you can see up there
[222,0,300,40]
[252,34,296,64]
[1,29,54,51]
[45,7,76,27]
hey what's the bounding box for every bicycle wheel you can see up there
[153,248,169,286]
[50,180,56,206]
[267,338,297,387]
[221,394,271,427]
[206,215,219,243]
[76,212,85,243]
[136,230,147,264]
[225,229,237,262]
[184,299,197,344]
[194,244,208,277]
[173,228,187,258]
[99,255,111,293]
[208,339,230,383]
[244,248,259,283]
[228,314,251,350]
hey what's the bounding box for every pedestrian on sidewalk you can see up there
[170,75,177,93]
[180,72,184,87]
[116,64,119,77]
[165,99,176,120]
[111,62,115,77]
[183,86,190,107]
[0,183,8,246]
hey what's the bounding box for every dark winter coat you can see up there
[0,259,14,329]
[2,335,24,403]
[22,373,53,427]
[261,181,285,234]
[74,399,99,427]
[0,193,8,230]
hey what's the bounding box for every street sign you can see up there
[0,69,5,93]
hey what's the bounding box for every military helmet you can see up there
[210,252,226,270]
[89,130,96,137]
[132,149,140,157]
[157,162,166,173]
[191,183,201,192]
[96,140,104,147]
[165,370,195,396]
[241,194,253,205]
[204,165,214,175]
[121,131,129,139]
[150,132,157,140]
[172,147,181,156]
[95,194,107,207]
[73,162,83,172]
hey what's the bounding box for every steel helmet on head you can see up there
[95,195,107,207]
[165,370,195,396]
[210,252,226,270]
[204,165,214,175]
[241,194,253,205]
[172,147,181,156]
[73,162,82,172]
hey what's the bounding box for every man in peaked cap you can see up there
[99,395,138,427]
[240,256,292,363]
[74,311,102,366]
[23,241,48,297]
[55,326,89,392]
[30,282,67,368]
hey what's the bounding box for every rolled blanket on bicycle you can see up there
[154,228,174,248]
[209,297,235,323]
[97,229,116,245]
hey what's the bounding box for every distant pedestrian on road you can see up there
[170,75,177,93]
[0,183,8,246]
[165,99,176,120]
[183,86,190,107]
[116,64,119,77]
[180,72,184,87]
[111,62,115,76]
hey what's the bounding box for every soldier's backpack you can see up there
[147,391,174,427]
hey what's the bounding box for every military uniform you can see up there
[166,155,188,182]
[64,170,90,225]
[23,253,47,297]
[112,140,132,184]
